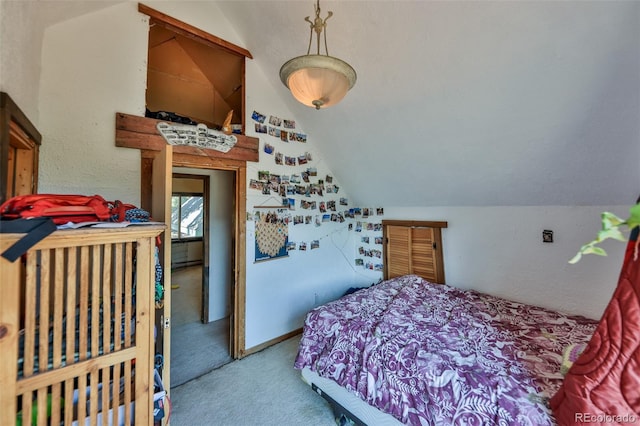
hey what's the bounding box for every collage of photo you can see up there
[252,110,307,143]
[250,108,385,272]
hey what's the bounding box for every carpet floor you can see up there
[170,266,232,387]
[168,336,337,426]
[170,318,233,387]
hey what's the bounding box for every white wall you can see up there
[38,2,145,203]
[207,169,234,322]
[0,0,45,124]
[384,205,629,319]
[31,1,366,350]
[242,57,380,347]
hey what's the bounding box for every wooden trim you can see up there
[382,220,448,229]
[0,92,42,144]
[121,113,255,360]
[235,165,247,358]
[201,175,211,322]
[116,112,259,163]
[241,328,303,358]
[170,151,248,359]
[433,227,446,283]
[141,156,153,212]
[138,3,253,59]
[1,226,166,249]
[1,92,41,204]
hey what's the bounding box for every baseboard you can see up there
[241,328,302,357]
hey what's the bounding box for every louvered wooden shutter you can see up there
[386,225,411,278]
[383,220,447,284]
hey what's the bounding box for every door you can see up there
[152,144,173,389]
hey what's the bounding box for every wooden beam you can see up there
[138,3,253,59]
[115,112,260,162]
[381,220,449,229]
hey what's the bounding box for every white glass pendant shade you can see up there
[280,55,356,109]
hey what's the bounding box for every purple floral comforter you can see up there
[294,275,598,425]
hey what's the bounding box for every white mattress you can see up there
[300,367,403,426]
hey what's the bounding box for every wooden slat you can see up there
[92,245,101,358]
[115,112,259,162]
[64,248,78,425]
[16,347,138,394]
[112,362,122,426]
[50,249,64,425]
[124,361,133,425]
[39,250,51,373]
[24,253,37,377]
[79,246,89,362]
[114,243,123,352]
[123,243,134,348]
[134,236,154,425]
[37,387,47,425]
[89,369,100,424]
[0,237,20,426]
[103,244,113,355]
[101,366,112,426]
[52,249,64,367]
[1,225,166,250]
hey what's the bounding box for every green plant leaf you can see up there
[597,227,627,242]
[568,252,582,264]
[601,211,625,230]
[627,203,640,230]
[582,246,608,256]
[569,203,640,264]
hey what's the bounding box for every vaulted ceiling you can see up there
[31,1,640,207]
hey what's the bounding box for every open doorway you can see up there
[169,169,235,386]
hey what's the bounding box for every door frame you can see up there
[146,151,247,361]
[171,172,210,322]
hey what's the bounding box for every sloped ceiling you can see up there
[34,1,640,207]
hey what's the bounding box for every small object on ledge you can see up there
[222,110,233,135]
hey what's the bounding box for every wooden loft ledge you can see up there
[115,112,259,163]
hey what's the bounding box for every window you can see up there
[171,194,204,240]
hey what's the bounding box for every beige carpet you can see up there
[170,266,232,387]
[168,336,337,426]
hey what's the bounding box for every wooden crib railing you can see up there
[0,225,164,426]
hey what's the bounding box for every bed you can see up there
[294,274,598,425]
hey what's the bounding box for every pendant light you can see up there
[279,0,357,110]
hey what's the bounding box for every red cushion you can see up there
[550,232,640,425]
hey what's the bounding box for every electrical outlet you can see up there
[543,230,553,243]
